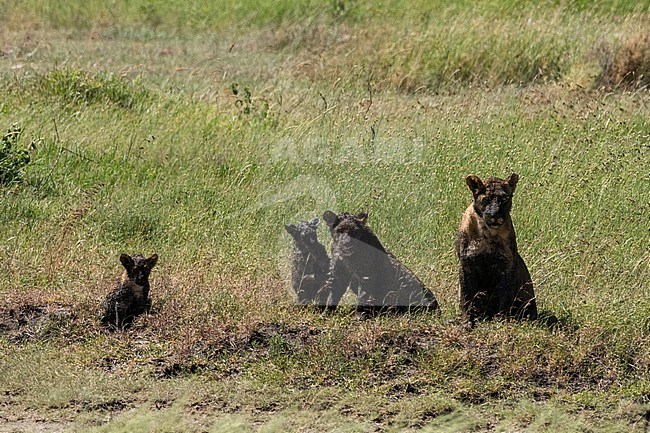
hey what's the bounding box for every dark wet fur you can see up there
[284,218,331,306]
[100,253,158,330]
[456,173,537,323]
[321,211,438,315]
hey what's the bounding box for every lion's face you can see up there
[120,253,158,287]
[285,218,321,246]
[466,173,518,228]
[322,211,376,256]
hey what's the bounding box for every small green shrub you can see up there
[0,124,32,186]
[230,83,274,121]
[23,68,152,110]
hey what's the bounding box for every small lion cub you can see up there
[285,218,331,306]
[322,210,438,315]
[456,173,537,322]
[100,253,158,329]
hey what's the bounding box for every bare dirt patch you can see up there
[0,417,67,433]
[151,320,323,379]
[0,303,76,342]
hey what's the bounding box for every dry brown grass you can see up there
[597,32,650,87]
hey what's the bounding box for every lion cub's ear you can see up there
[465,175,485,196]
[146,254,159,268]
[322,211,339,229]
[120,253,134,271]
[506,173,519,191]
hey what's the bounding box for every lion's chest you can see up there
[465,233,507,258]
[462,233,514,280]
[131,283,145,299]
[120,282,145,300]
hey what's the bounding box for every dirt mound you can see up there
[151,321,322,379]
[0,303,76,342]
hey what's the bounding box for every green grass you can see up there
[1,1,650,431]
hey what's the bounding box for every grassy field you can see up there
[1,1,649,431]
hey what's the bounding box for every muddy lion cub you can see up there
[284,218,331,306]
[456,173,537,322]
[321,211,438,315]
[100,253,158,329]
